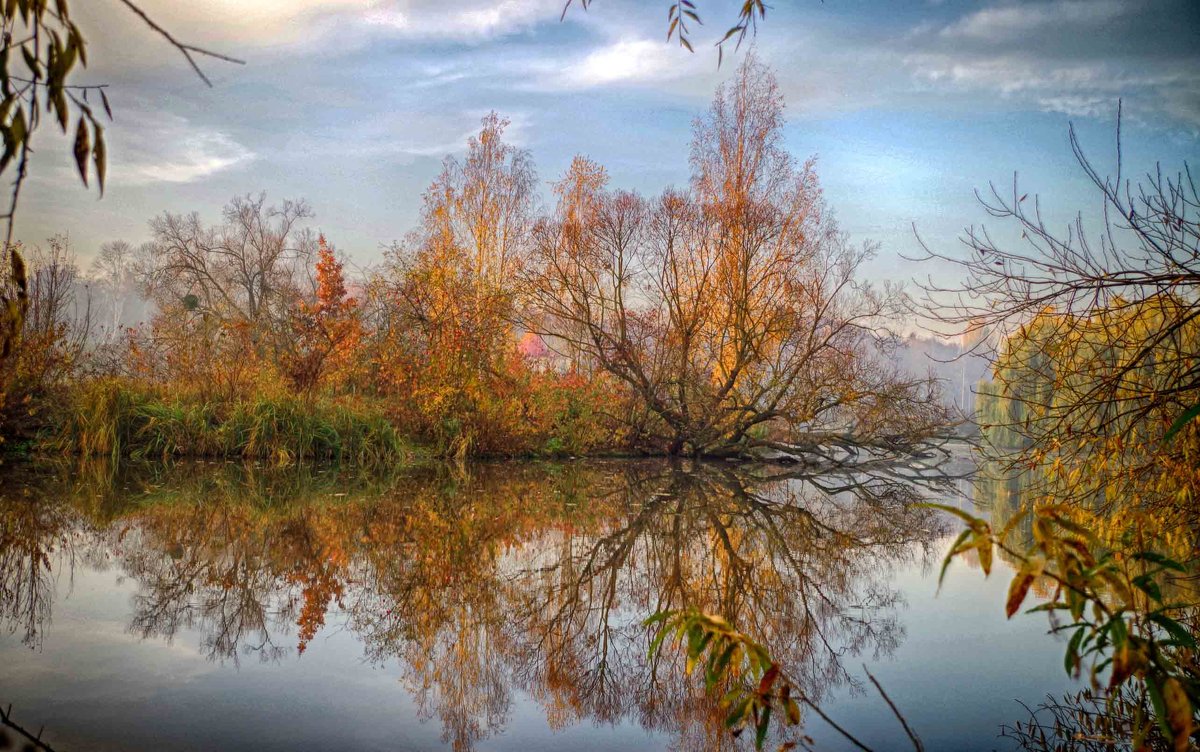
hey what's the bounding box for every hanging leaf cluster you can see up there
[930,502,1199,752]
[1,0,111,201]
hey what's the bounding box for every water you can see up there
[0,458,1078,751]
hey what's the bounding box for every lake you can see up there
[0,457,1079,751]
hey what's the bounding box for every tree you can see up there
[377,113,539,454]
[914,110,1200,533]
[916,112,1200,751]
[144,193,313,340]
[525,57,947,458]
[89,239,151,340]
[0,236,91,440]
[282,234,361,395]
[0,2,237,403]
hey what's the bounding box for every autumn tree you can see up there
[524,57,947,458]
[377,113,539,454]
[0,237,92,440]
[282,234,360,395]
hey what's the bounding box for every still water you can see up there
[0,458,1077,751]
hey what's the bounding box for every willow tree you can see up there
[916,108,1200,541]
[525,58,947,458]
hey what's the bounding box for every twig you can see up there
[798,697,878,752]
[864,665,925,752]
[0,702,59,752]
[115,0,245,87]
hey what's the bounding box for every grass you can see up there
[50,379,422,466]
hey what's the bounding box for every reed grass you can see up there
[51,379,419,465]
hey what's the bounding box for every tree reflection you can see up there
[0,459,950,749]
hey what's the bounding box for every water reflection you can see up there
[0,459,954,751]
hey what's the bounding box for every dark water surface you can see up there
[0,458,1077,751]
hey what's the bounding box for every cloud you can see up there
[361,0,563,41]
[536,38,705,90]
[936,0,1127,42]
[896,0,1200,125]
[111,113,255,186]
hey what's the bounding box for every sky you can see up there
[12,0,1200,286]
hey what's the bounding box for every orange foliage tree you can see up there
[283,234,361,395]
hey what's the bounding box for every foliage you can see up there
[646,609,925,752]
[367,112,607,457]
[974,296,1200,544]
[645,611,803,750]
[931,502,1199,752]
[562,0,767,63]
[0,245,25,375]
[282,234,361,394]
[922,111,1200,544]
[50,379,417,465]
[1002,687,1177,752]
[1,459,944,748]
[0,238,91,447]
[2,61,949,464]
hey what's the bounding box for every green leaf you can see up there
[1065,626,1085,676]
[726,696,752,729]
[1149,613,1197,648]
[920,502,985,527]
[1132,574,1163,603]
[1164,403,1200,441]
[1147,677,1173,740]
[755,703,771,750]
[1133,551,1187,572]
[937,529,972,591]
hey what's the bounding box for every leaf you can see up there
[1148,677,1172,739]
[1149,613,1197,648]
[710,641,739,686]
[784,697,801,725]
[977,536,993,576]
[1164,403,1200,441]
[758,663,780,695]
[10,107,25,143]
[72,115,89,186]
[755,703,772,750]
[1132,574,1163,603]
[1006,571,1036,618]
[937,529,972,590]
[92,123,105,194]
[1133,551,1187,572]
[726,696,752,729]
[1162,677,1193,752]
[919,502,986,527]
[100,88,112,120]
[1064,626,1085,676]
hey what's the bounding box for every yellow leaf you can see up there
[1163,678,1194,752]
[1005,571,1035,618]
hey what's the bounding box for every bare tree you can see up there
[524,58,947,458]
[144,193,314,334]
[89,239,153,340]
